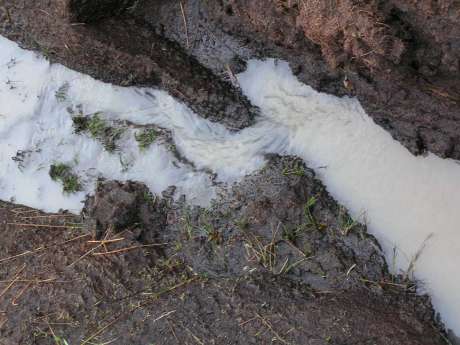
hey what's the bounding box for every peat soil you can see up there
[0,156,449,344]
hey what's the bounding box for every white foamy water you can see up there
[1,36,460,335]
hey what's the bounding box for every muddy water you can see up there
[1,36,460,335]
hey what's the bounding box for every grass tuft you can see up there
[87,113,106,138]
[135,128,159,151]
[49,163,82,194]
[55,83,69,102]
[282,164,305,177]
[71,116,89,133]
[72,113,124,152]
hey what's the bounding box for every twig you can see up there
[0,264,25,300]
[92,243,167,256]
[256,313,291,345]
[405,233,434,280]
[361,278,409,288]
[19,214,76,219]
[152,310,176,323]
[239,317,258,327]
[87,238,124,244]
[185,326,205,345]
[167,319,180,342]
[11,281,32,305]
[5,6,11,23]
[0,234,90,264]
[179,1,190,49]
[67,243,102,268]
[81,277,197,344]
[0,278,76,284]
[7,223,83,229]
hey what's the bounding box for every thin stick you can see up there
[20,214,76,219]
[67,243,102,268]
[179,1,190,48]
[239,317,257,327]
[11,281,32,305]
[0,234,90,264]
[0,264,25,299]
[185,327,204,345]
[256,313,291,345]
[82,277,197,344]
[92,243,166,256]
[167,319,180,342]
[87,238,124,244]
[152,310,176,323]
[361,278,409,288]
[7,223,83,229]
[5,6,12,23]
[0,278,76,284]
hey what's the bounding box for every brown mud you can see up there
[0,0,257,130]
[0,156,449,344]
[0,0,458,344]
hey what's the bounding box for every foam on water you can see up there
[1,36,460,335]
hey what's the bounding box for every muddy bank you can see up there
[0,156,448,344]
[131,0,460,158]
[0,0,257,130]
[1,1,459,157]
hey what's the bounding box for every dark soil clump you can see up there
[66,0,135,23]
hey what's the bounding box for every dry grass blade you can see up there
[87,238,124,244]
[405,233,434,280]
[152,310,176,323]
[81,277,197,345]
[11,281,32,305]
[179,1,190,48]
[0,264,25,300]
[0,278,75,284]
[19,214,76,219]
[0,234,90,264]
[92,243,167,256]
[67,243,102,268]
[7,223,83,229]
[256,313,292,345]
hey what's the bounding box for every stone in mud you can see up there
[83,180,145,236]
[66,0,136,22]
[83,180,151,236]
[83,179,169,240]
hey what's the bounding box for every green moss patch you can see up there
[49,163,82,194]
[135,128,159,150]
